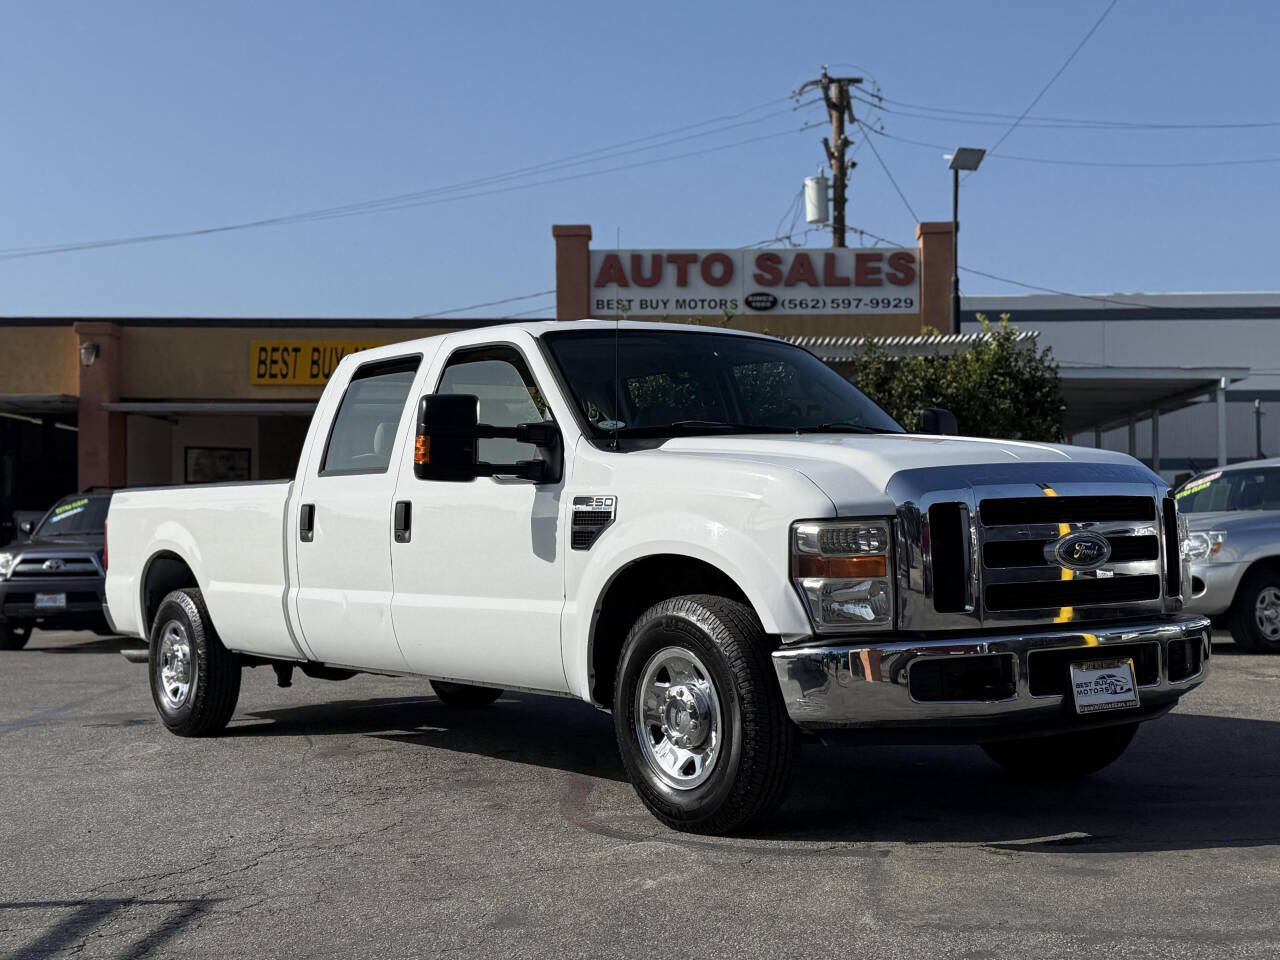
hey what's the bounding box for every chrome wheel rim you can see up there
[634,646,722,791]
[157,620,196,710]
[1256,586,1280,641]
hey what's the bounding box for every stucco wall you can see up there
[0,327,79,396]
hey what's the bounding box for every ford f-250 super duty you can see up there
[104,321,1210,834]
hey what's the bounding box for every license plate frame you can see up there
[1070,657,1140,715]
[34,592,67,611]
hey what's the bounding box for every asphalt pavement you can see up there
[2,630,1279,959]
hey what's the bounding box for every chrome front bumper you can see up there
[771,617,1210,742]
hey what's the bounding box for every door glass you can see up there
[321,357,420,475]
[437,348,549,464]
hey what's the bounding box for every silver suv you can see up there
[1177,458,1280,651]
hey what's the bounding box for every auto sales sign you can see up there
[588,248,919,317]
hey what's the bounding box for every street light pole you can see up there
[946,147,985,336]
[951,165,960,336]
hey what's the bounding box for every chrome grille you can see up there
[8,553,102,580]
[888,461,1183,631]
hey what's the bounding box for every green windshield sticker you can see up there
[54,498,89,515]
[1175,471,1222,499]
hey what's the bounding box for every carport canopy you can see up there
[1059,366,1249,435]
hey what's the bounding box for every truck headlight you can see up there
[1184,530,1225,561]
[791,520,894,632]
[0,552,12,579]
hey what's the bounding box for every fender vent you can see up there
[571,496,616,551]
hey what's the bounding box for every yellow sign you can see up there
[251,340,389,385]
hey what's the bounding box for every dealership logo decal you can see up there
[745,292,778,311]
[1048,531,1111,571]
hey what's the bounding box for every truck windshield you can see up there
[35,496,110,536]
[1175,467,1280,513]
[543,330,903,440]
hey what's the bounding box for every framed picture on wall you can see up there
[184,447,251,484]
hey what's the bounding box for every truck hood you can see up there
[653,433,1146,514]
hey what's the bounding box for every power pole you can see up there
[798,67,862,247]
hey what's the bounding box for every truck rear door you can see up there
[291,352,425,672]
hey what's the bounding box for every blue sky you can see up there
[1,0,1277,318]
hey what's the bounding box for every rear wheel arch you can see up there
[140,551,200,635]
[587,553,758,709]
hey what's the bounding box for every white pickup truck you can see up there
[105,320,1210,834]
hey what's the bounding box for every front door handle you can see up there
[300,503,315,542]
[393,500,412,544]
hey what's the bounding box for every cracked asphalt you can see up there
[3,631,1280,959]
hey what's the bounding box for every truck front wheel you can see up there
[149,588,241,737]
[0,622,31,650]
[613,595,798,834]
[981,722,1139,780]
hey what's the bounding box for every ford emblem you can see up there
[1048,531,1111,571]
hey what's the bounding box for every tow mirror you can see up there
[919,407,959,436]
[18,520,34,537]
[414,393,563,483]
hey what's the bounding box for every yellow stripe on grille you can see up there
[1043,485,1075,623]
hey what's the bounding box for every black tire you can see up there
[148,588,241,737]
[0,623,31,650]
[1228,569,1280,653]
[429,680,503,707]
[613,594,798,835]
[982,722,1139,780]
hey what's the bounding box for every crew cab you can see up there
[104,321,1210,834]
[0,491,113,649]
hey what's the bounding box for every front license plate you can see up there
[34,592,67,611]
[1070,658,1140,715]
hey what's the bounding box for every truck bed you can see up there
[105,480,300,659]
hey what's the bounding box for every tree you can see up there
[845,314,1065,442]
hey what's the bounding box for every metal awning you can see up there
[1058,366,1249,434]
[0,394,79,416]
[102,401,317,416]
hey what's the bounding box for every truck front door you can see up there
[390,341,569,692]
[292,354,423,672]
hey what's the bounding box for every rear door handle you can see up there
[393,500,412,544]
[300,503,315,542]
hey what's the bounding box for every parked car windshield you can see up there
[542,329,903,440]
[1175,467,1280,512]
[34,496,110,537]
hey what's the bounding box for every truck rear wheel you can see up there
[149,588,241,737]
[981,722,1139,780]
[613,594,797,835]
[1228,569,1280,653]
[0,623,30,650]
[429,680,503,707]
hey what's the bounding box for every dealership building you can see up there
[0,219,1275,539]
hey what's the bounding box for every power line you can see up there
[0,120,821,262]
[854,119,919,221]
[0,97,820,262]
[868,126,1280,169]
[985,0,1120,157]
[856,92,1280,130]
[413,289,555,320]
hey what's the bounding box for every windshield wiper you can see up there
[799,421,893,434]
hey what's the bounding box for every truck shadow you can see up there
[234,693,1280,853]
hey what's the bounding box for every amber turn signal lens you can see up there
[793,554,887,578]
[414,434,430,464]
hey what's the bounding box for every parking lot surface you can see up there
[2,631,1279,959]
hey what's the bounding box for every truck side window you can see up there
[321,356,421,475]
[437,346,549,465]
